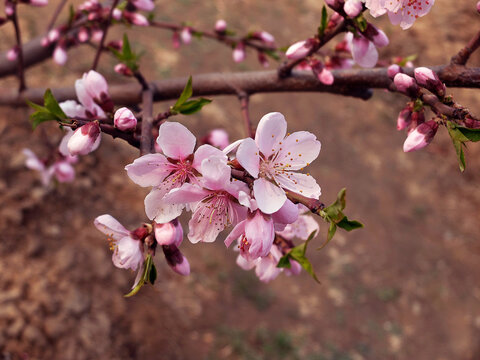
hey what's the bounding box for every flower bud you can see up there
[363,24,389,47]
[408,110,425,133]
[387,64,401,79]
[41,37,50,47]
[5,3,14,16]
[394,73,419,97]
[67,121,101,156]
[285,40,312,60]
[47,29,60,42]
[91,29,103,43]
[162,245,190,276]
[155,219,183,246]
[255,31,275,45]
[232,42,246,63]
[77,27,89,42]
[172,31,180,49]
[215,19,227,33]
[53,161,75,182]
[114,107,137,131]
[6,47,18,61]
[132,0,154,12]
[181,27,192,44]
[204,128,230,150]
[414,67,446,98]
[124,11,149,26]
[114,63,133,76]
[112,8,122,20]
[396,106,412,130]
[257,52,269,68]
[53,45,67,65]
[477,1,480,13]
[403,120,438,152]
[344,0,362,17]
[324,0,344,11]
[29,0,48,6]
[311,60,334,85]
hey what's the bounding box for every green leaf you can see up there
[327,222,337,241]
[288,231,320,283]
[276,255,292,269]
[44,89,66,120]
[149,262,157,285]
[456,126,480,142]
[318,6,328,37]
[447,125,467,172]
[337,216,363,231]
[354,15,368,32]
[111,34,139,71]
[413,99,424,112]
[263,49,280,61]
[176,98,212,115]
[26,89,66,129]
[173,76,193,109]
[124,254,154,297]
[324,188,346,222]
[397,54,417,67]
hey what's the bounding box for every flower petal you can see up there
[255,112,287,155]
[199,155,231,191]
[125,153,172,187]
[157,122,196,160]
[224,220,246,248]
[145,184,184,223]
[253,178,287,214]
[94,214,130,240]
[271,199,299,229]
[192,144,227,172]
[275,172,321,199]
[274,131,321,171]
[164,182,210,204]
[237,138,260,178]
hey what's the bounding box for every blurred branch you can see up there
[451,29,480,66]
[47,0,68,31]
[11,6,26,92]
[237,91,254,138]
[2,65,480,107]
[91,0,120,70]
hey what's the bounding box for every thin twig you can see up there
[140,86,154,155]
[237,92,254,138]
[11,6,26,92]
[91,0,120,70]
[47,0,68,31]
[451,29,480,66]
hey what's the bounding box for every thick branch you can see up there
[451,29,480,66]
[140,87,154,155]
[2,65,480,107]
[11,7,26,92]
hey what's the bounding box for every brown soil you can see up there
[1,1,480,359]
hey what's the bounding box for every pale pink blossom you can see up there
[23,149,51,186]
[233,112,321,214]
[277,204,319,240]
[345,32,378,68]
[94,215,144,271]
[236,244,284,282]
[114,107,137,131]
[132,0,154,11]
[233,43,246,63]
[181,27,192,44]
[6,47,18,62]
[67,121,101,156]
[205,129,230,150]
[215,19,227,32]
[5,3,14,16]
[154,219,183,246]
[52,161,75,182]
[60,100,87,119]
[126,122,227,223]
[91,29,103,42]
[112,8,122,20]
[387,0,435,30]
[77,28,89,42]
[344,0,363,17]
[125,12,149,26]
[285,40,312,60]
[53,46,67,65]
[403,120,438,152]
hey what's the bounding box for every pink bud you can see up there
[205,129,229,150]
[171,254,190,276]
[29,0,48,6]
[414,67,445,98]
[477,1,480,13]
[125,12,149,26]
[47,29,60,42]
[5,3,14,16]
[258,31,275,45]
[53,161,75,182]
[257,52,269,68]
[344,0,362,17]
[215,19,227,33]
[408,110,425,133]
[83,70,110,109]
[363,25,389,48]
[403,120,438,152]
[132,0,154,12]
[77,28,89,43]
[387,64,401,79]
[325,0,344,10]
[180,27,192,44]
[91,29,103,43]
[53,46,67,65]
[112,8,122,20]
[397,107,412,130]
[233,42,246,63]
[318,68,334,85]
[114,107,137,131]
[67,122,101,156]
[393,73,419,97]
[172,31,180,49]
[154,220,183,246]
[6,47,18,61]
[114,63,133,76]
[285,40,312,60]
[41,37,50,47]
[162,245,190,276]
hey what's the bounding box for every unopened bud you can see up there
[29,0,48,6]
[47,29,60,42]
[311,60,334,85]
[6,47,18,61]
[257,52,269,68]
[112,8,122,20]
[124,11,149,26]
[397,106,412,130]
[114,63,133,76]
[53,161,75,182]
[477,1,480,13]
[53,45,67,65]
[5,3,14,16]
[41,36,50,47]
[67,121,101,156]
[414,67,446,98]
[344,0,362,17]
[408,110,425,133]
[162,245,190,276]
[180,27,192,44]
[155,219,183,246]
[363,24,389,47]
[233,42,246,63]
[132,0,154,12]
[403,120,438,152]
[394,73,419,97]
[172,31,180,49]
[215,19,227,33]
[387,64,401,79]
[285,39,312,60]
[254,31,275,45]
[114,107,137,131]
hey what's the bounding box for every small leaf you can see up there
[324,188,346,221]
[173,76,193,109]
[456,126,480,142]
[318,6,328,37]
[354,15,368,32]
[288,231,320,283]
[44,89,67,120]
[447,126,467,172]
[276,255,292,269]
[337,216,363,231]
[176,98,212,115]
[149,262,157,285]
[327,222,337,241]
[263,49,280,61]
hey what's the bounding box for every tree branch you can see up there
[140,86,154,155]
[451,29,480,66]
[91,0,120,70]
[237,92,254,138]
[11,6,26,92]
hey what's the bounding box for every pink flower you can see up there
[114,107,137,131]
[125,122,227,223]
[94,215,144,271]
[53,46,67,65]
[233,112,321,214]
[318,67,334,85]
[75,70,111,116]
[23,149,76,186]
[277,204,319,240]
[344,0,363,17]
[285,40,312,60]
[67,121,101,156]
[181,27,192,44]
[215,19,227,33]
[132,0,154,11]
[393,73,419,97]
[236,244,284,282]
[364,0,388,17]
[23,149,51,186]
[60,100,87,119]
[387,0,435,30]
[162,245,190,276]
[363,24,389,47]
[52,160,75,182]
[233,43,246,63]
[154,219,183,246]
[204,128,230,150]
[345,33,378,68]
[114,63,133,76]
[164,156,248,243]
[403,120,438,152]
[6,47,18,62]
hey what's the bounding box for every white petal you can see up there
[275,172,321,198]
[274,131,321,170]
[192,144,227,172]
[224,220,246,248]
[237,138,260,178]
[125,153,171,187]
[253,178,287,214]
[144,185,184,223]
[222,138,244,155]
[94,214,130,240]
[157,122,196,160]
[255,112,287,155]
[199,156,231,191]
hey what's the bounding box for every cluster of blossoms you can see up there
[95,112,321,284]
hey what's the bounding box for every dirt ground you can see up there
[1,0,480,359]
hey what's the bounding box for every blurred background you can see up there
[1,0,480,359]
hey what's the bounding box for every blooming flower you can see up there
[364,0,435,29]
[345,33,378,68]
[94,215,144,271]
[233,112,321,214]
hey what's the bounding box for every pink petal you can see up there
[192,144,227,172]
[253,178,287,214]
[222,139,243,155]
[271,199,299,229]
[198,155,231,191]
[246,211,275,258]
[352,37,378,68]
[224,220,246,248]
[187,201,227,243]
[164,183,210,204]
[23,149,45,171]
[275,172,321,199]
[125,153,171,187]
[94,214,130,240]
[145,185,184,223]
[237,138,260,178]
[236,254,257,270]
[274,131,321,170]
[157,122,196,160]
[255,112,287,156]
